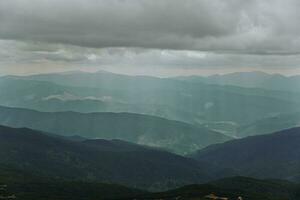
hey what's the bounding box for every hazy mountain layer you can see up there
[0,106,231,154]
[238,112,300,137]
[175,71,300,92]
[2,71,300,127]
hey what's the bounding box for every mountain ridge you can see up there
[192,127,300,182]
[0,105,232,154]
[0,125,233,190]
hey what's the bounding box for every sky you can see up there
[0,0,300,77]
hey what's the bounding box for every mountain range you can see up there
[3,71,300,127]
[1,70,300,198]
[1,122,300,188]
[1,125,299,199]
[175,71,300,92]
[0,105,231,154]
[0,125,234,191]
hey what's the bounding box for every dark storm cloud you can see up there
[0,0,299,54]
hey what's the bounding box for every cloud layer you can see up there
[1,40,300,77]
[0,0,300,54]
[0,0,300,76]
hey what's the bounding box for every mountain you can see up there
[3,71,300,127]
[0,106,231,154]
[2,172,299,200]
[176,71,271,87]
[136,176,300,200]
[238,112,300,137]
[0,167,145,200]
[10,70,172,90]
[0,76,114,112]
[0,125,231,190]
[191,127,300,182]
[175,71,300,92]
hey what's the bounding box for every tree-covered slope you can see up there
[0,106,231,154]
[192,127,300,182]
[0,125,230,190]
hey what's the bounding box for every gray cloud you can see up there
[0,0,299,54]
[0,0,300,77]
[1,40,300,77]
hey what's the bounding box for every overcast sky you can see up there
[0,0,300,76]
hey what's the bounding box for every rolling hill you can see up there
[1,174,299,200]
[0,106,231,154]
[1,166,299,200]
[140,176,300,200]
[0,172,145,200]
[0,125,231,190]
[192,127,300,182]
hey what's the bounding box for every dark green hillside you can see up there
[1,181,145,200]
[135,176,300,200]
[0,106,231,154]
[0,167,145,200]
[192,127,300,182]
[0,125,230,190]
[1,169,298,200]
